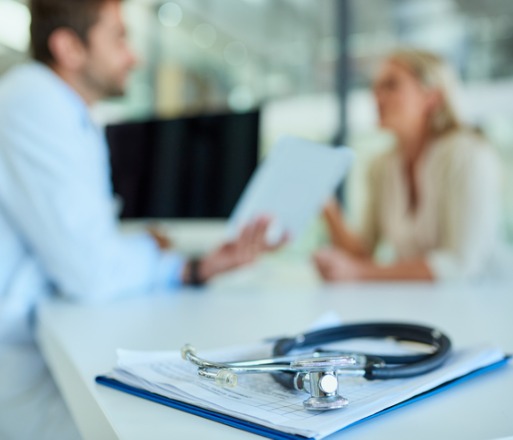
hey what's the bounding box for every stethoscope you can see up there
[182,322,451,411]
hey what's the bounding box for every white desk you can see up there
[37,260,513,440]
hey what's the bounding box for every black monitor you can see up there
[106,110,260,219]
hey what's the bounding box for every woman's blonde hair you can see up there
[387,48,464,136]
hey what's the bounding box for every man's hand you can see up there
[184,217,287,285]
[147,226,174,250]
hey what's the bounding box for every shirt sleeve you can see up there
[0,81,184,302]
[426,143,501,281]
[359,157,382,254]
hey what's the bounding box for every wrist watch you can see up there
[188,258,205,286]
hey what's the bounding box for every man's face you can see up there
[80,1,137,99]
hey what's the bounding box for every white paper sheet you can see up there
[227,136,354,244]
[107,342,505,439]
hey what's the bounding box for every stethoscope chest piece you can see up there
[291,355,361,410]
[297,370,348,410]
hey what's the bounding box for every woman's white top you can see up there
[362,129,507,281]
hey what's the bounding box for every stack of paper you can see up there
[97,341,507,440]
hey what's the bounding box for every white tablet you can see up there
[227,136,354,244]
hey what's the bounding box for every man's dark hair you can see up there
[30,0,115,64]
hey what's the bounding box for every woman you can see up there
[314,48,502,282]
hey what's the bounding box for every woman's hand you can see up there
[313,247,434,282]
[313,247,371,282]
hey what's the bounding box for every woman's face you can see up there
[373,60,435,135]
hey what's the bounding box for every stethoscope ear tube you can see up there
[272,322,451,385]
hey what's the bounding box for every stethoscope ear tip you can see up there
[181,344,196,360]
[214,369,238,387]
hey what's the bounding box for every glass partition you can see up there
[1,0,513,236]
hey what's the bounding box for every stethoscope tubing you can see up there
[271,322,451,388]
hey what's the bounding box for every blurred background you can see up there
[2,0,513,245]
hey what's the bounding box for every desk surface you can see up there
[37,259,513,440]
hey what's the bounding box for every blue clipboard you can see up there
[96,356,509,440]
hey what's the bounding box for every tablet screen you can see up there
[227,136,354,244]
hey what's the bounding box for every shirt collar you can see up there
[32,61,94,130]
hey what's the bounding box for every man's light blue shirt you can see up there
[0,63,184,344]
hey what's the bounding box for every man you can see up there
[0,0,282,437]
